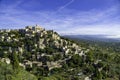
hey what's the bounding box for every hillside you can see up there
[0,25,119,80]
[0,25,88,80]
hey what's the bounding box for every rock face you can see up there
[0,25,88,71]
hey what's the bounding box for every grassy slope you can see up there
[0,62,37,80]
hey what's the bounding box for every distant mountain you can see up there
[63,35,120,42]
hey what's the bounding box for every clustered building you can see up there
[0,25,89,70]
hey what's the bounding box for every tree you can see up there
[67,54,83,67]
[10,52,19,73]
[85,51,94,64]
[53,54,62,61]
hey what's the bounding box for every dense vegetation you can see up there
[62,37,120,80]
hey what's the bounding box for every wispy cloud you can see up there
[57,0,75,11]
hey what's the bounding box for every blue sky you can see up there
[0,0,120,37]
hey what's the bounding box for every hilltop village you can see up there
[0,25,88,71]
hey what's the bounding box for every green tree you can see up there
[11,52,19,73]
